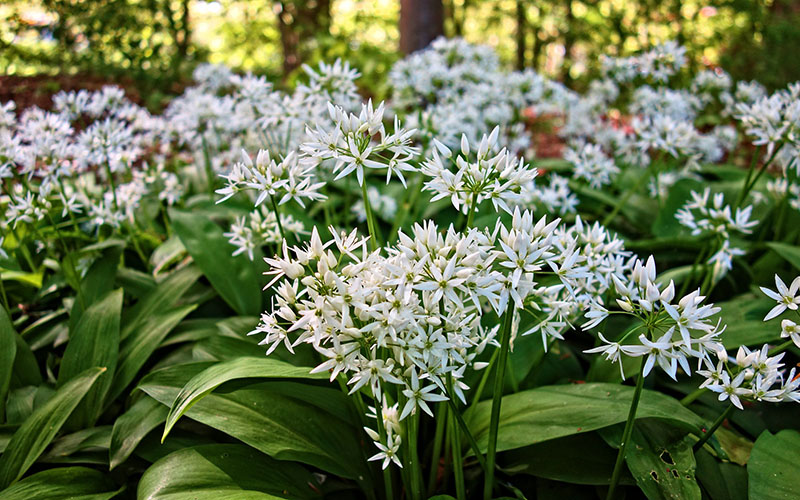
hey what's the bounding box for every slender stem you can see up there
[201,134,216,198]
[737,143,784,208]
[681,387,705,406]
[390,171,423,243]
[693,405,734,452]
[269,195,286,242]
[469,348,500,414]
[0,275,9,314]
[769,339,795,357]
[602,167,650,226]
[736,145,760,208]
[465,192,478,229]
[606,357,646,500]
[445,397,487,471]
[408,412,424,500]
[104,162,119,210]
[450,402,466,500]
[427,404,447,495]
[483,308,514,500]
[360,181,381,251]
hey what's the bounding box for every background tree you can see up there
[399,0,444,54]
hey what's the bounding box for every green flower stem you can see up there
[468,348,499,414]
[0,275,9,314]
[693,404,734,452]
[408,411,424,500]
[736,143,784,208]
[269,194,286,242]
[483,307,515,500]
[606,357,646,500]
[427,403,447,494]
[681,387,705,406]
[465,192,478,229]
[201,134,216,198]
[104,162,119,210]
[602,167,650,227]
[450,404,466,500]
[389,171,423,243]
[445,397,487,472]
[360,180,381,251]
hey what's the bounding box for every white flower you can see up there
[760,274,800,321]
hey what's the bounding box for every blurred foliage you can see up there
[1,0,799,103]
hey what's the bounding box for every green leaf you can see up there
[747,429,800,499]
[767,242,800,270]
[121,265,201,340]
[138,365,369,480]
[110,305,196,402]
[68,245,122,333]
[170,209,261,316]
[714,293,779,348]
[501,433,634,486]
[9,334,41,389]
[0,466,121,500]
[652,178,704,238]
[42,426,111,462]
[109,397,168,470]
[603,420,701,500]
[58,290,123,428]
[695,449,747,500]
[465,383,704,454]
[162,357,325,441]
[0,367,106,488]
[137,444,322,500]
[0,308,17,423]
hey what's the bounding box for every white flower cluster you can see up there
[421,127,538,216]
[584,256,724,380]
[301,100,419,187]
[251,209,620,465]
[601,41,687,83]
[675,188,757,281]
[1,86,173,233]
[389,37,574,156]
[700,345,799,410]
[736,83,800,172]
[565,142,619,188]
[224,206,305,261]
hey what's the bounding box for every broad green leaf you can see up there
[603,420,701,500]
[4,386,53,426]
[162,357,325,440]
[501,433,634,486]
[465,383,704,454]
[68,245,122,333]
[0,308,17,422]
[149,235,186,276]
[58,290,123,428]
[0,466,121,500]
[170,209,261,316]
[109,397,168,470]
[0,270,43,288]
[695,449,747,500]
[110,305,196,402]
[651,178,704,238]
[767,242,800,271]
[42,426,111,461]
[714,293,779,348]
[137,444,322,500]
[747,429,800,499]
[0,367,105,488]
[9,334,41,389]
[116,267,156,298]
[138,365,369,480]
[121,266,201,340]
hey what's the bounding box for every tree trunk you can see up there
[400,0,445,54]
[516,0,527,70]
